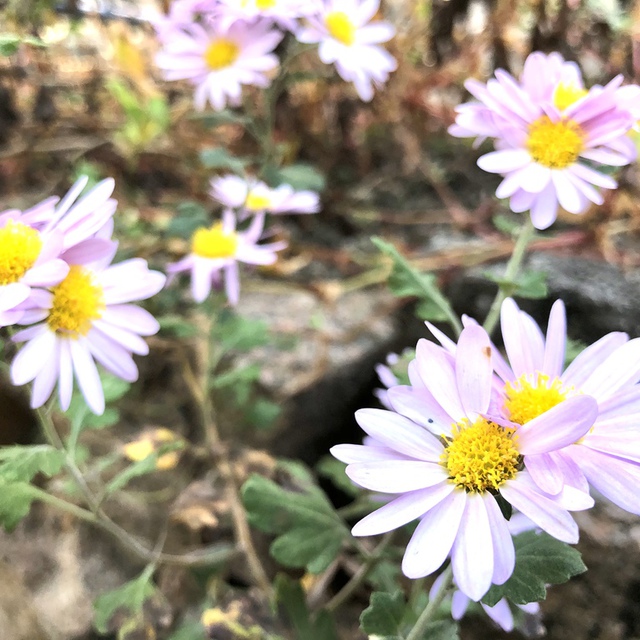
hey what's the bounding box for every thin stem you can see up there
[325,532,395,612]
[405,564,453,640]
[482,218,536,336]
[196,308,274,599]
[35,404,238,568]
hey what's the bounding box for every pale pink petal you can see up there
[451,493,494,601]
[352,482,454,536]
[542,300,566,378]
[402,490,466,579]
[484,495,515,584]
[70,339,104,414]
[562,332,628,387]
[516,395,598,454]
[11,330,55,385]
[354,408,444,460]
[455,325,493,416]
[346,459,448,493]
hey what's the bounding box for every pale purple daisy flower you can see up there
[297,0,397,101]
[10,247,166,415]
[167,209,286,305]
[155,19,282,111]
[210,174,320,215]
[332,324,596,601]
[450,52,637,229]
[480,297,640,515]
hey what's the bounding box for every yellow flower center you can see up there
[503,373,568,425]
[553,82,588,112]
[245,191,272,211]
[441,418,520,492]
[527,116,585,168]
[0,220,42,285]
[204,39,239,70]
[192,223,238,259]
[256,0,276,8]
[47,266,105,337]
[325,11,356,45]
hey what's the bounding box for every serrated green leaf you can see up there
[200,147,247,173]
[360,591,405,636]
[275,575,339,640]
[372,237,460,331]
[0,445,64,482]
[415,299,449,322]
[482,530,586,606]
[420,620,459,640]
[242,463,349,574]
[0,482,37,531]
[211,364,262,389]
[316,457,360,497]
[93,566,156,634]
[214,311,270,352]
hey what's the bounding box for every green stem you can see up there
[405,565,453,640]
[482,219,536,336]
[35,404,238,568]
[196,307,274,599]
[325,532,395,612]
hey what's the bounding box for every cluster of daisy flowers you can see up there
[167,172,319,304]
[450,51,640,229]
[1,177,165,415]
[333,296,640,604]
[153,0,397,108]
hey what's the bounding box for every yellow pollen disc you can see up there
[527,116,585,169]
[256,0,276,8]
[245,191,272,211]
[441,418,520,492]
[504,373,568,425]
[47,265,105,337]
[325,11,356,46]
[0,220,42,286]
[553,82,588,112]
[192,223,238,259]
[204,39,239,70]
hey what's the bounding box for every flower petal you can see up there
[455,325,493,416]
[516,395,598,455]
[352,482,454,536]
[402,490,466,579]
[346,460,448,493]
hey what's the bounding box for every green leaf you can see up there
[167,201,210,239]
[269,164,325,192]
[158,314,199,338]
[483,270,548,300]
[242,462,349,573]
[316,457,360,497]
[420,620,460,640]
[276,575,339,640]
[0,34,20,56]
[0,482,38,531]
[214,311,270,352]
[0,445,64,482]
[245,398,281,430]
[167,621,207,640]
[93,566,156,634]
[482,530,587,606]
[210,364,262,389]
[200,147,247,173]
[104,456,160,496]
[360,591,405,636]
[372,237,459,328]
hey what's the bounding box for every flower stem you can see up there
[193,307,274,599]
[35,405,237,568]
[483,218,536,336]
[325,532,395,612]
[405,564,453,640]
